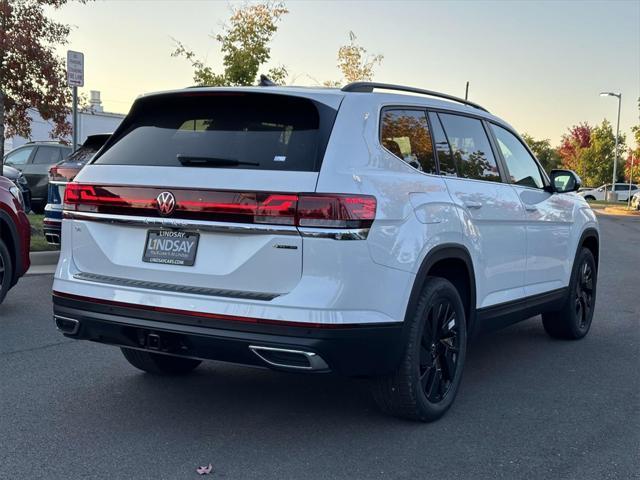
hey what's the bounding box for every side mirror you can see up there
[550,169,582,193]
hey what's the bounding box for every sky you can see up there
[50,0,640,145]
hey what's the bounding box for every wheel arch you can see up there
[0,209,21,285]
[578,228,599,271]
[405,244,477,334]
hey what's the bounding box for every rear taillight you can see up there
[296,194,376,228]
[64,183,376,229]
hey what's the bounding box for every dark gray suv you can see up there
[3,141,72,213]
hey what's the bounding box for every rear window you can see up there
[94,93,335,172]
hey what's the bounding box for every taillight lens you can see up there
[297,194,376,228]
[64,183,376,229]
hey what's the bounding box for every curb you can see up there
[29,250,60,266]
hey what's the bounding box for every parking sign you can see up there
[67,50,84,87]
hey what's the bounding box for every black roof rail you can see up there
[341,82,489,113]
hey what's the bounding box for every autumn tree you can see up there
[557,123,592,179]
[324,31,383,87]
[172,2,288,87]
[521,133,561,173]
[623,99,640,183]
[0,0,85,162]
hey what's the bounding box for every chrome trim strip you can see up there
[73,272,281,301]
[63,211,299,236]
[248,345,330,371]
[298,227,370,240]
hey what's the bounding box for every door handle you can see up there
[464,201,482,209]
[524,204,538,212]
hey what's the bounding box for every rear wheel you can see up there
[0,238,14,305]
[542,247,597,339]
[371,277,467,422]
[121,347,201,375]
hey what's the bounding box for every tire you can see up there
[30,202,45,214]
[584,195,596,202]
[121,347,202,375]
[0,238,14,305]
[371,277,467,422]
[542,247,597,340]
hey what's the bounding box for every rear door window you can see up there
[33,146,63,165]
[380,108,436,174]
[94,93,335,172]
[428,112,457,176]
[438,113,501,183]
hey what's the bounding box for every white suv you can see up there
[53,82,599,421]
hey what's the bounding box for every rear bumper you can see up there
[53,293,406,376]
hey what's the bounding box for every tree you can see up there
[558,123,592,179]
[623,98,640,183]
[0,0,83,161]
[521,133,561,173]
[172,2,288,87]
[580,120,626,187]
[324,31,383,86]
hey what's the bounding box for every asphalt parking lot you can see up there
[1,212,638,480]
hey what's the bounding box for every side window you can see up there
[33,146,62,165]
[380,109,436,174]
[491,124,544,189]
[614,184,629,191]
[438,113,501,182]
[4,146,34,165]
[428,112,457,176]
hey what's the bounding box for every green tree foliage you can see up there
[171,2,288,87]
[0,0,87,159]
[558,120,626,187]
[521,133,561,173]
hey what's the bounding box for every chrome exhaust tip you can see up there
[45,233,61,245]
[249,345,329,371]
[54,315,80,335]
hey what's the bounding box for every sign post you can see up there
[66,50,84,151]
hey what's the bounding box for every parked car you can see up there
[44,134,111,245]
[3,141,72,213]
[0,175,30,305]
[52,82,599,422]
[631,192,640,210]
[578,183,639,202]
[1,164,31,213]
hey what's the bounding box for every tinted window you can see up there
[33,146,62,165]
[95,93,332,172]
[615,184,631,191]
[428,112,456,176]
[438,113,501,182]
[380,109,436,174]
[5,146,34,165]
[491,124,544,189]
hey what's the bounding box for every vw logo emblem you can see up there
[156,191,176,216]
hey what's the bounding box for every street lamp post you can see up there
[600,92,622,204]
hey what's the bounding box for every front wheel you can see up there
[584,195,596,202]
[371,277,467,422]
[542,247,597,340]
[121,348,202,375]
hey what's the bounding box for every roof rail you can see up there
[341,82,489,113]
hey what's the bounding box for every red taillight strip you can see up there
[52,291,395,329]
[63,184,376,229]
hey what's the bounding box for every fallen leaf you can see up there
[196,464,213,475]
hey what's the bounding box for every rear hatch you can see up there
[66,90,342,298]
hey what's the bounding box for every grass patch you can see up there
[28,214,59,252]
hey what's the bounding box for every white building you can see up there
[3,91,125,153]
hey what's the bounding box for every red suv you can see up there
[0,175,30,304]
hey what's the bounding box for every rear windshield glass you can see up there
[94,93,333,172]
